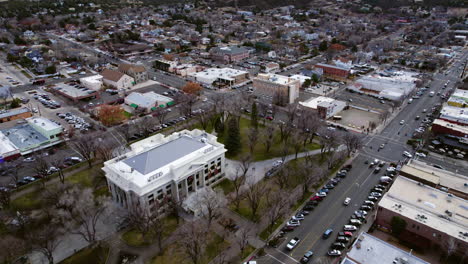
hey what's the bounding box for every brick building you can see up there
[375,176,468,257]
[315,63,350,79]
[0,108,32,123]
[253,73,300,104]
[210,46,249,63]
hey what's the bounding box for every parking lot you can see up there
[335,89,392,113]
[0,63,27,87]
[334,107,381,131]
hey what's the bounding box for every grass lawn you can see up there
[60,245,109,264]
[66,164,103,188]
[239,245,256,260]
[93,186,110,197]
[259,218,284,241]
[216,117,320,161]
[123,111,133,119]
[214,178,234,195]
[149,232,229,264]
[121,216,180,247]
[21,70,32,79]
[10,189,43,211]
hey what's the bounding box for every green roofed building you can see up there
[124,91,173,113]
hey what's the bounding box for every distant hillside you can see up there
[209,0,312,9]
[364,0,466,8]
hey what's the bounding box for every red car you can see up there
[343,231,353,237]
[265,116,273,120]
[310,195,323,201]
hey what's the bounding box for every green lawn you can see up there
[123,111,133,119]
[21,70,32,79]
[10,190,43,211]
[66,164,103,188]
[239,244,256,260]
[214,178,234,195]
[60,245,109,264]
[93,186,110,197]
[216,117,320,161]
[121,216,180,247]
[149,232,229,264]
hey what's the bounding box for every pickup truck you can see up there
[286,237,300,250]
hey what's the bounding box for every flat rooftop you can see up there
[379,176,468,243]
[300,96,335,109]
[191,67,247,81]
[0,107,30,119]
[123,135,207,175]
[342,233,430,264]
[400,159,468,196]
[1,124,48,150]
[432,118,468,135]
[440,105,468,124]
[53,83,98,98]
[27,116,61,131]
[255,73,296,85]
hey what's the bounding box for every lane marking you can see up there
[266,254,287,264]
[274,249,299,263]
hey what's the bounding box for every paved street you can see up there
[257,49,468,264]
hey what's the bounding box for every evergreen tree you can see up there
[225,118,241,156]
[251,102,258,129]
[319,40,328,51]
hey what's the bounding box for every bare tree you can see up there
[194,188,227,228]
[265,189,290,233]
[33,155,50,187]
[231,167,246,211]
[444,237,457,260]
[319,130,340,156]
[245,182,267,221]
[177,220,207,264]
[0,187,11,208]
[96,139,121,162]
[115,124,132,142]
[166,194,184,224]
[49,158,65,184]
[0,235,27,263]
[69,135,98,168]
[379,110,391,124]
[342,133,363,156]
[195,108,212,130]
[273,169,290,189]
[6,161,22,186]
[326,151,347,170]
[58,187,111,243]
[176,93,198,117]
[236,227,251,256]
[261,127,275,154]
[29,224,62,264]
[247,127,258,154]
[289,130,305,159]
[153,107,170,125]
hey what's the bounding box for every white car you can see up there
[273,160,283,167]
[24,157,36,162]
[399,120,405,125]
[403,151,413,158]
[415,152,426,158]
[343,197,351,206]
[343,225,357,231]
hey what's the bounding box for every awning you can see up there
[167,101,175,106]
[130,103,138,108]
[151,107,157,111]
[159,104,166,108]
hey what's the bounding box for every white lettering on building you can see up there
[147,171,163,182]
[204,146,214,154]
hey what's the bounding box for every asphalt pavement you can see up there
[258,50,468,264]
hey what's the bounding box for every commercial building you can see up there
[52,83,100,102]
[80,75,103,91]
[101,69,135,89]
[375,176,468,256]
[399,159,468,200]
[124,92,173,113]
[432,118,468,138]
[153,59,178,72]
[189,68,248,87]
[341,233,429,264]
[210,46,250,63]
[439,105,468,126]
[253,73,300,104]
[102,130,227,215]
[0,117,63,161]
[173,64,198,77]
[315,63,350,79]
[299,96,346,119]
[118,64,148,84]
[447,89,468,108]
[0,108,32,123]
[348,71,418,101]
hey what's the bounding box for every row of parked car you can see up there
[278,165,353,263]
[56,112,92,131]
[129,116,188,141]
[3,157,83,190]
[33,93,61,109]
[323,181,388,258]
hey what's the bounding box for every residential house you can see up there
[101,69,135,89]
[118,64,148,84]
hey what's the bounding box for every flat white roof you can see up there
[190,67,247,81]
[342,233,430,264]
[401,159,468,196]
[0,132,19,157]
[299,96,335,109]
[80,74,103,83]
[26,116,61,131]
[255,73,295,85]
[433,118,468,135]
[440,105,468,124]
[379,176,468,243]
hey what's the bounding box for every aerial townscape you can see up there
[0,0,467,263]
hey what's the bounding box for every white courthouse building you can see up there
[102,129,227,214]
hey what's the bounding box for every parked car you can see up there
[322,228,333,239]
[327,250,342,256]
[343,225,357,231]
[300,251,314,263]
[331,243,346,250]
